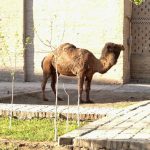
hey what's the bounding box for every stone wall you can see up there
[25,0,125,83]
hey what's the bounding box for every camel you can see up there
[41,42,124,103]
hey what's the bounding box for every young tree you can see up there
[131,0,144,5]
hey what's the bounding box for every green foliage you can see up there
[0,28,10,67]
[131,0,144,5]
[0,28,8,55]
[0,24,27,74]
[0,117,86,142]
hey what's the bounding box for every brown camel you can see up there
[41,42,124,103]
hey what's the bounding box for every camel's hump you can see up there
[58,43,76,50]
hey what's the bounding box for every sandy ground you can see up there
[0,139,72,150]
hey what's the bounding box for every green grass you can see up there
[0,117,86,142]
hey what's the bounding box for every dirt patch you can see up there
[0,139,72,150]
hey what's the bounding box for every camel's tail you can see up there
[41,57,45,69]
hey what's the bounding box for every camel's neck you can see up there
[96,54,116,74]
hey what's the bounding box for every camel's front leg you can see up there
[78,73,84,103]
[85,75,94,103]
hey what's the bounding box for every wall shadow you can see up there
[1,88,150,106]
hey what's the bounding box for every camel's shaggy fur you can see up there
[41,42,124,103]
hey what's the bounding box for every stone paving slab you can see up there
[59,101,150,150]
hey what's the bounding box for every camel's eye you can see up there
[107,45,113,52]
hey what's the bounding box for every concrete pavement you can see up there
[0,82,150,100]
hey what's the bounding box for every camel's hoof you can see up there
[85,100,94,104]
[80,100,86,104]
[43,98,49,101]
[58,97,64,101]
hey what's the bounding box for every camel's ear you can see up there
[121,45,125,51]
[118,44,125,51]
[107,45,110,49]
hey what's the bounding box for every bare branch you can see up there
[77,80,80,127]
[54,59,59,141]
[34,28,56,50]
[63,83,70,131]
[50,21,53,47]
[60,22,66,43]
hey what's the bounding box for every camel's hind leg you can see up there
[41,73,50,101]
[51,71,63,101]
[41,55,52,101]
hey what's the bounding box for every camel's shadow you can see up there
[0,89,149,106]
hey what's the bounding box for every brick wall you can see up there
[131,0,150,82]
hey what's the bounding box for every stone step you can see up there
[0,103,120,120]
[58,101,150,150]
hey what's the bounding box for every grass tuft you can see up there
[0,117,86,142]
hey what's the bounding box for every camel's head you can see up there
[106,42,124,52]
[101,42,124,64]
